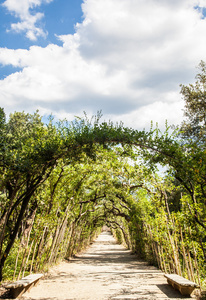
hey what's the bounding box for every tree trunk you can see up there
[0,190,35,281]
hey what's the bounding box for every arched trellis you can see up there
[0,109,205,284]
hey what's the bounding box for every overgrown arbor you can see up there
[0,62,206,288]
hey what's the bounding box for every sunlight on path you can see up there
[21,231,195,300]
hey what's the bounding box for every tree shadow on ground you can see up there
[157,284,192,299]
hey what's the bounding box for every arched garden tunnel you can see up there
[0,108,205,289]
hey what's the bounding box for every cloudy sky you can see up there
[0,0,206,130]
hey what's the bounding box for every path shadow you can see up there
[69,254,159,272]
[157,284,192,298]
[109,286,190,300]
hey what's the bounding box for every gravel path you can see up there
[21,231,196,300]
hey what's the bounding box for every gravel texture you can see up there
[3,231,198,300]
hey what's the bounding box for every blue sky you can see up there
[0,0,206,130]
[0,0,83,46]
[0,0,83,78]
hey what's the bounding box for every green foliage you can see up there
[0,96,206,289]
[180,60,206,143]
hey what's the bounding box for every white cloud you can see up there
[2,0,53,40]
[1,0,206,129]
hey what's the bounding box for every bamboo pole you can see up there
[187,247,195,282]
[166,220,182,275]
[189,228,201,288]
[30,241,38,273]
[48,224,60,264]
[179,226,192,280]
[34,226,48,271]
[159,244,167,273]
[147,224,162,269]
[146,225,158,266]
[17,215,36,280]
[13,234,24,280]
[22,240,34,277]
[52,206,70,262]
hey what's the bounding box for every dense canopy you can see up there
[0,63,206,289]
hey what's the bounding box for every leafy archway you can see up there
[0,100,205,287]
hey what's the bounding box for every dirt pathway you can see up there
[21,231,196,300]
